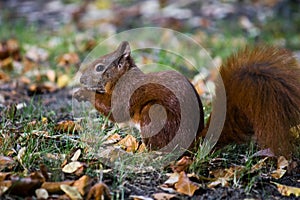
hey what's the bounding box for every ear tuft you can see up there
[117,41,131,58]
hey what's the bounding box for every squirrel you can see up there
[74,41,300,157]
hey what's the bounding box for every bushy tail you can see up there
[219,46,300,156]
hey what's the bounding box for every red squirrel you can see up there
[74,41,300,157]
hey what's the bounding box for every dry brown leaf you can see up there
[171,156,193,173]
[207,177,229,188]
[174,172,199,196]
[152,192,176,200]
[271,169,287,179]
[54,120,82,134]
[250,157,268,173]
[35,188,49,199]
[28,82,58,94]
[0,70,10,82]
[277,156,289,169]
[62,161,83,174]
[60,184,83,200]
[0,38,21,61]
[116,134,139,152]
[271,156,289,179]
[41,181,74,193]
[208,166,245,188]
[40,164,50,181]
[30,171,46,183]
[72,175,92,196]
[19,76,31,84]
[86,182,111,200]
[57,52,80,67]
[0,156,15,170]
[104,133,121,145]
[0,172,11,182]
[271,181,300,197]
[0,57,13,71]
[0,180,12,196]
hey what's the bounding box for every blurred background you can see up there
[0,0,300,107]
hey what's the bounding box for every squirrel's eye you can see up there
[95,64,105,72]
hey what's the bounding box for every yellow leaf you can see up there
[57,74,70,88]
[271,181,300,197]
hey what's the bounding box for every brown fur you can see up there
[213,46,300,156]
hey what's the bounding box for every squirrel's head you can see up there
[80,41,135,94]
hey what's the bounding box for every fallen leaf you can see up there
[60,184,83,200]
[271,156,288,179]
[103,133,121,145]
[0,172,11,181]
[152,192,176,200]
[250,157,268,173]
[35,188,49,199]
[72,175,92,196]
[86,182,111,200]
[40,164,50,181]
[0,70,10,82]
[129,195,153,200]
[57,52,80,67]
[0,57,13,71]
[271,181,300,197]
[57,74,71,88]
[158,185,177,193]
[54,120,82,134]
[116,134,139,152]
[174,172,199,196]
[62,161,83,174]
[71,149,82,162]
[28,82,58,94]
[164,173,180,186]
[0,180,12,196]
[0,156,15,170]
[25,46,48,63]
[46,69,56,82]
[137,142,147,153]
[41,181,74,193]
[277,156,289,169]
[171,156,193,173]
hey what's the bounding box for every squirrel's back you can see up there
[217,46,300,156]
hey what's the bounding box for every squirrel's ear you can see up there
[117,41,131,58]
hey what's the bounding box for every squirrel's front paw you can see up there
[73,88,94,102]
